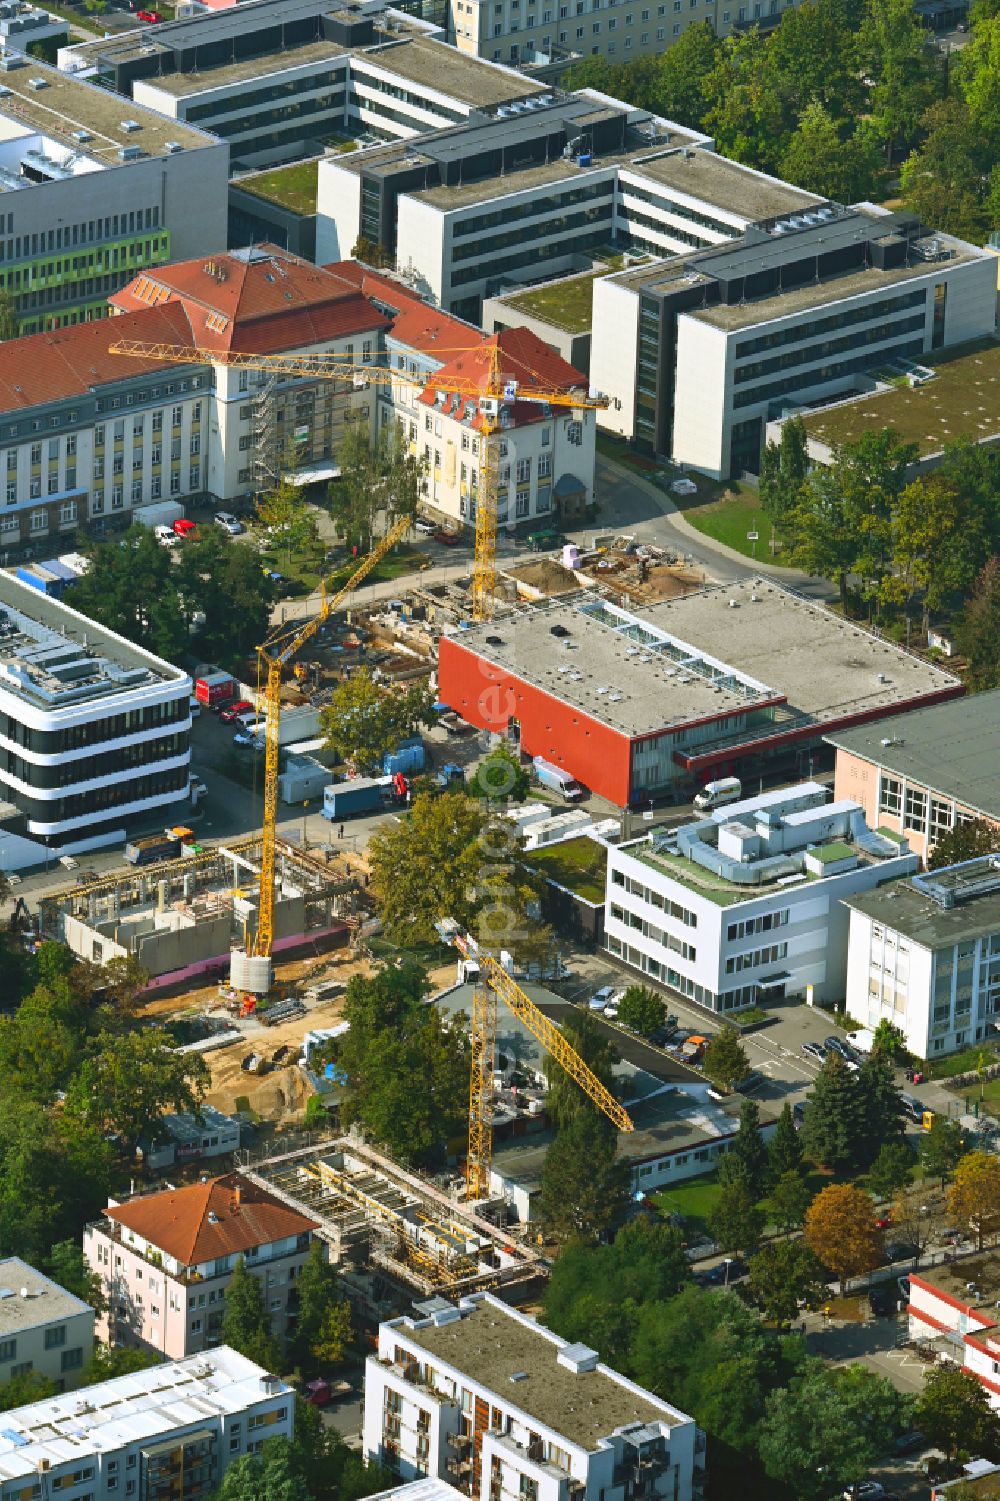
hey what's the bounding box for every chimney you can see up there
[231,1186,241,1213]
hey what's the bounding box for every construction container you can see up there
[383,736,425,776]
[15,560,77,598]
[133,500,184,530]
[124,833,181,866]
[230,948,273,995]
[322,775,395,820]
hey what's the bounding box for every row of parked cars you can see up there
[154,512,245,547]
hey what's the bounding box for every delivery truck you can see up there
[532,756,583,801]
[194,672,237,709]
[124,831,181,866]
[323,775,398,821]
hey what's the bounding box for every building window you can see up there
[29,509,46,533]
[59,500,77,524]
[879,774,902,817]
[903,786,927,834]
[0,1338,15,1361]
[44,1325,66,1350]
[60,1347,83,1373]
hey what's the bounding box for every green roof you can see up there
[802,339,1000,458]
[529,834,607,903]
[811,840,854,864]
[501,271,600,334]
[237,158,324,216]
[632,844,814,905]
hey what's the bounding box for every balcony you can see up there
[448,1432,472,1451]
[447,1457,472,1479]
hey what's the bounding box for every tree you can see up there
[749,1240,828,1326]
[857,1052,906,1162]
[709,1180,765,1255]
[801,1052,867,1171]
[319,667,434,775]
[351,235,391,268]
[468,742,529,804]
[768,1168,813,1234]
[0,287,18,342]
[542,1219,689,1366]
[804,1183,884,1291]
[760,1362,910,1500]
[867,1141,915,1201]
[0,1369,57,1410]
[289,1241,351,1371]
[929,816,1000,870]
[46,1240,107,1314]
[785,467,861,613]
[702,1024,750,1091]
[650,21,720,126]
[329,418,424,550]
[67,527,189,663]
[915,1364,1000,1464]
[759,416,809,533]
[82,1345,159,1384]
[255,475,319,567]
[920,1114,968,1187]
[174,528,275,668]
[718,1099,768,1200]
[870,1018,907,1063]
[959,557,1000,691]
[366,790,484,945]
[538,1108,629,1244]
[766,1103,803,1185]
[860,0,940,161]
[780,103,881,202]
[336,961,470,1168]
[883,473,991,633]
[65,1031,209,1160]
[545,1011,619,1132]
[221,1256,282,1370]
[214,1436,310,1501]
[616,985,664,1037]
[900,98,993,243]
[948,1151,1000,1250]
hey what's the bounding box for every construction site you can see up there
[238,1132,544,1321]
[38,836,362,990]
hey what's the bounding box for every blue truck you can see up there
[323,776,398,821]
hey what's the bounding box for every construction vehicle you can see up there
[436,920,634,1199]
[108,337,607,622]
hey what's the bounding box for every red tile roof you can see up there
[110,245,388,354]
[0,303,201,411]
[415,327,588,428]
[106,1172,318,1266]
[325,261,481,361]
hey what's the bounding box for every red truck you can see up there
[194,672,237,709]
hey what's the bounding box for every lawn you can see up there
[929,1039,1000,1080]
[653,1172,725,1239]
[528,835,608,903]
[674,484,784,562]
[504,272,600,334]
[240,159,321,217]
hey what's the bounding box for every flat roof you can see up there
[917,1251,1000,1305]
[0,1348,286,1481]
[453,579,960,739]
[619,149,822,222]
[0,572,187,713]
[0,55,212,159]
[0,1259,91,1335]
[140,31,542,110]
[802,339,1000,457]
[845,875,1000,949]
[689,247,978,331]
[826,690,1000,819]
[400,1297,688,1446]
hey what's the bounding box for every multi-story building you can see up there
[365,1292,703,1501]
[59,0,544,173]
[450,0,803,67]
[0,1257,95,1391]
[84,1172,318,1358]
[844,855,1000,1060]
[908,1254,1000,1411]
[0,1347,293,1499]
[438,581,963,808]
[0,3,68,59]
[827,692,1000,866]
[0,54,225,334]
[592,207,997,476]
[0,570,191,850]
[605,782,918,1013]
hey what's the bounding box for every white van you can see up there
[694,776,742,812]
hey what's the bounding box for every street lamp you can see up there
[723,1257,733,1287]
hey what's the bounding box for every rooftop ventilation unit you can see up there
[117,145,143,161]
[164,140,182,153]
[71,128,91,142]
[120,118,141,133]
[0,85,9,97]
[27,75,46,89]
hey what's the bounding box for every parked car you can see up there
[414,519,436,535]
[885,1241,919,1264]
[525,527,564,552]
[900,1093,924,1124]
[220,700,254,723]
[233,731,262,749]
[897,1276,910,1303]
[894,1430,925,1455]
[214,510,244,535]
[137,8,163,18]
[801,1040,827,1063]
[588,985,618,1012]
[841,1483,885,1500]
[868,1284,897,1317]
[699,1257,747,1285]
[172,517,196,537]
[154,523,178,547]
[825,1036,861,1067]
[670,476,698,496]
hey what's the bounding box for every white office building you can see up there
[0,1258,95,1392]
[365,1292,703,1501]
[606,782,918,1013]
[0,1347,293,1500]
[845,855,1000,1061]
[0,571,191,853]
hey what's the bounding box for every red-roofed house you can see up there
[84,1172,319,1358]
[110,245,390,502]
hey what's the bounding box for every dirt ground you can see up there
[508,559,583,596]
[141,949,457,1125]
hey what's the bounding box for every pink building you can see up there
[908,1253,1000,1411]
[84,1172,318,1359]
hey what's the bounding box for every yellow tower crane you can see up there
[108,338,607,622]
[438,921,634,1199]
